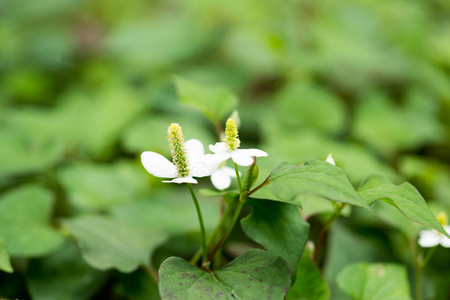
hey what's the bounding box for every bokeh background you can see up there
[1,0,450,299]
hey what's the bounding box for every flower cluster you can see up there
[140,118,267,189]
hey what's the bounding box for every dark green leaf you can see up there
[159,249,291,300]
[336,263,412,300]
[118,268,161,300]
[27,241,108,300]
[358,175,449,237]
[241,199,309,277]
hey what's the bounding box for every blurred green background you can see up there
[1,0,450,299]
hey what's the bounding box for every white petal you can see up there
[163,176,198,184]
[185,139,205,165]
[202,153,231,164]
[141,151,177,178]
[326,153,335,165]
[440,226,450,248]
[211,169,232,190]
[222,166,238,177]
[418,230,441,248]
[209,142,228,154]
[236,148,268,158]
[191,161,220,177]
[231,151,254,166]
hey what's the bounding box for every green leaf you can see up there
[174,76,238,124]
[358,174,450,237]
[159,249,291,300]
[63,215,167,273]
[287,247,330,300]
[0,184,65,256]
[254,160,368,209]
[0,128,64,177]
[336,263,412,300]
[27,241,108,300]
[241,199,309,277]
[0,238,13,273]
[57,161,147,212]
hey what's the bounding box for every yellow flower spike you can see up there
[167,123,190,178]
[224,118,241,151]
[437,212,448,227]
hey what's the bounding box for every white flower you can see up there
[141,123,218,184]
[326,153,335,165]
[210,165,238,190]
[203,142,268,167]
[418,225,450,248]
[418,212,450,248]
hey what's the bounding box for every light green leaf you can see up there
[0,184,64,257]
[58,161,147,212]
[63,215,167,273]
[358,174,449,237]
[0,238,13,273]
[159,249,291,300]
[253,160,368,209]
[174,76,238,124]
[287,247,330,300]
[27,241,108,300]
[0,128,64,177]
[241,199,309,277]
[336,263,412,300]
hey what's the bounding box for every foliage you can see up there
[1,0,450,299]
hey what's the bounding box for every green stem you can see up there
[204,200,246,267]
[411,239,423,300]
[187,183,207,263]
[421,246,436,268]
[312,203,348,262]
[189,199,236,265]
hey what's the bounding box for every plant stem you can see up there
[204,200,246,267]
[189,199,237,265]
[410,238,424,300]
[187,183,207,263]
[312,203,348,262]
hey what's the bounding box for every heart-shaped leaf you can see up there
[358,175,450,237]
[253,160,368,209]
[159,249,291,300]
[63,215,167,273]
[241,199,309,278]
